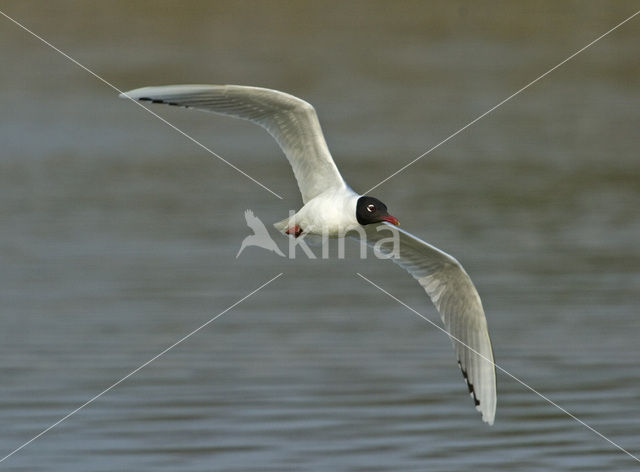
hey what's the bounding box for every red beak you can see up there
[382,215,400,226]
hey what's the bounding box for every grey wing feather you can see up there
[120,85,346,203]
[362,223,497,424]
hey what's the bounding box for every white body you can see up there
[274,186,360,236]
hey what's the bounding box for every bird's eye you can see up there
[366,204,376,213]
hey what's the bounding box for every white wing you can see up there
[121,85,346,203]
[362,223,497,424]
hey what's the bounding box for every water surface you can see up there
[1,2,639,471]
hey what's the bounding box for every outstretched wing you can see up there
[121,85,346,203]
[362,223,497,424]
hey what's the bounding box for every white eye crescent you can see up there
[366,204,376,213]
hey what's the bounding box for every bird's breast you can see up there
[296,187,360,236]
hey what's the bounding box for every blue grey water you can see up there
[1,2,639,471]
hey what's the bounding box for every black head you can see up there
[356,196,399,226]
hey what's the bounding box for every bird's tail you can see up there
[273,215,291,233]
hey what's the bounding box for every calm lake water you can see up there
[1,2,639,471]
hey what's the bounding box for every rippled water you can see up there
[1,2,639,471]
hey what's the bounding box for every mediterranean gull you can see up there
[120,84,497,424]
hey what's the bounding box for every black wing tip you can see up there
[135,97,183,107]
[139,98,165,104]
[459,362,480,406]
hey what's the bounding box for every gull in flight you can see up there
[121,84,497,424]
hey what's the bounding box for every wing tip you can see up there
[460,362,496,426]
[119,87,149,100]
[476,398,496,425]
[119,89,184,108]
[119,84,227,100]
[481,411,496,426]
